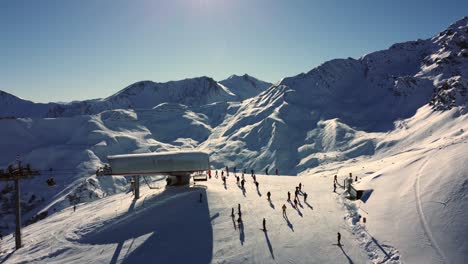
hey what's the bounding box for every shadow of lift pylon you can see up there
[96,151,210,200]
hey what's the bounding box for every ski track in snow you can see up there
[414,157,447,263]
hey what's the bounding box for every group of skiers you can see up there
[206,166,346,246]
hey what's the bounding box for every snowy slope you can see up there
[220,74,273,101]
[0,173,373,264]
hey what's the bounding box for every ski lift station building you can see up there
[106,151,210,186]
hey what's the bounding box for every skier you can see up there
[267,191,271,200]
[263,218,266,231]
[241,179,245,189]
[275,168,279,175]
[295,189,299,199]
[265,167,269,175]
[221,171,224,177]
[355,175,358,182]
[215,170,218,178]
[238,203,241,214]
[334,174,338,184]
[337,232,341,246]
[199,192,203,203]
[222,176,226,185]
[287,191,291,201]
[333,183,337,192]
[231,208,235,217]
[294,198,298,208]
[236,176,240,184]
[208,170,211,179]
[282,204,287,216]
[251,169,255,177]
[299,182,302,192]
[303,192,308,202]
[73,203,76,212]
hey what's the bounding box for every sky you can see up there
[1,0,467,103]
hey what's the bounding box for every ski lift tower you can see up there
[97,151,210,199]
[0,160,40,250]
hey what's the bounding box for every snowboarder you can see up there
[275,168,279,175]
[231,208,235,217]
[241,179,245,189]
[337,232,341,245]
[299,182,302,192]
[265,167,269,175]
[303,192,308,202]
[199,193,203,203]
[255,181,259,189]
[334,175,338,184]
[263,218,266,231]
[267,191,271,200]
[287,191,291,201]
[333,183,337,192]
[282,204,287,216]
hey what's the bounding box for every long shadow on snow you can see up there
[80,186,213,264]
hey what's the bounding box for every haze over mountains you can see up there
[0,16,467,264]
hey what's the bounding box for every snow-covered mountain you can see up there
[219,74,272,100]
[0,17,467,264]
[0,75,270,118]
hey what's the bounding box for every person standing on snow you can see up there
[282,204,287,216]
[236,176,240,184]
[295,189,299,199]
[265,167,269,175]
[333,183,337,192]
[287,191,291,201]
[267,191,271,200]
[299,183,302,192]
[294,198,298,208]
[337,232,341,245]
[263,218,267,231]
[303,192,308,203]
[334,175,338,184]
[241,179,245,189]
[238,203,241,214]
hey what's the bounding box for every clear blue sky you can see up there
[1,0,466,103]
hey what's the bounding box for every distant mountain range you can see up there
[0,74,272,118]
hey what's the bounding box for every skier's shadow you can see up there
[304,201,313,210]
[296,208,303,217]
[338,245,354,264]
[239,222,245,245]
[264,230,275,259]
[269,200,275,209]
[256,187,262,197]
[284,215,294,232]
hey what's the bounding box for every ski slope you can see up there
[0,172,375,264]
